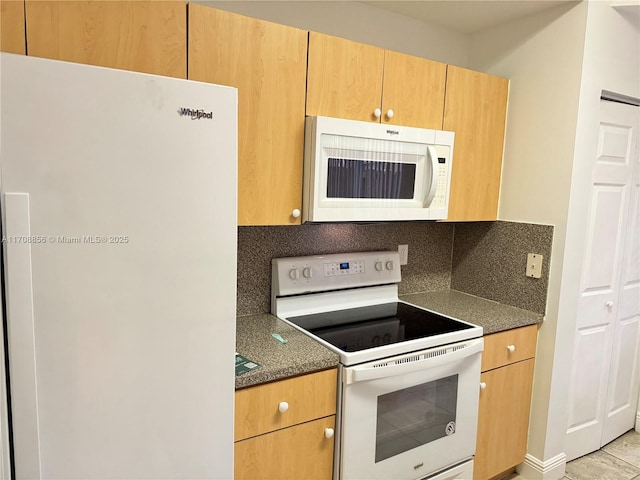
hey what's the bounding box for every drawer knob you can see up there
[480,382,487,390]
[373,108,382,118]
[325,428,334,439]
[278,401,289,413]
[507,345,516,353]
[605,300,614,308]
[386,109,394,119]
[292,209,301,219]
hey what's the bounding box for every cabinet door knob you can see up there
[386,109,394,119]
[324,428,334,438]
[480,382,487,390]
[373,108,382,118]
[278,401,289,413]
[605,300,614,308]
[507,345,516,353]
[291,209,301,218]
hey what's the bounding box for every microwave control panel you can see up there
[429,145,451,210]
[272,251,401,297]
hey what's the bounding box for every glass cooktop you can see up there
[286,302,474,353]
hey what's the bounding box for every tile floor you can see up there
[504,429,640,480]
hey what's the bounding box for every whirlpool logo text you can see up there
[178,108,214,120]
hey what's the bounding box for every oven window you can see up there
[326,158,416,199]
[375,374,458,463]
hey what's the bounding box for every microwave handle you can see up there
[349,339,483,384]
[423,146,439,207]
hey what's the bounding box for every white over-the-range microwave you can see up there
[303,116,454,222]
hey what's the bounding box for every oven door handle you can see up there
[349,339,483,384]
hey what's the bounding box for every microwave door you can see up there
[423,146,439,207]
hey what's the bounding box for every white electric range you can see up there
[271,251,484,480]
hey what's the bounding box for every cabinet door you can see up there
[307,32,384,123]
[381,50,446,129]
[235,416,336,480]
[474,359,535,480]
[25,0,186,77]
[1,0,25,54]
[235,368,337,441]
[444,66,508,221]
[189,5,307,225]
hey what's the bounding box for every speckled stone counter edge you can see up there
[236,290,543,389]
[235,313,340,389]
[400,289,544,335]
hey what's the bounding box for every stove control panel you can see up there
[272,251,401,297]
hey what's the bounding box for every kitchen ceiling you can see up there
[362,0,577,34]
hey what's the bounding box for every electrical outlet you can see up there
[399,245,408,265]
[526,253,543,279]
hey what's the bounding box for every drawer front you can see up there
[235,416,336,480]
[481,325,537,372]
[235,368,337,441]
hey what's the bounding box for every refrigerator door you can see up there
[0,53,237,479]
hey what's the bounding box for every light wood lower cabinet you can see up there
[235,415,336,480]
[235,369,338,480]
[474,325,537,480]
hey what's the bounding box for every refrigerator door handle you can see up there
[3,193,42,479]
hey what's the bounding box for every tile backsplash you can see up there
[237,220,554,317]
[451,221,553,314]
[237,222,454,316]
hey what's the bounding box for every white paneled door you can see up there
[566,99,640,461]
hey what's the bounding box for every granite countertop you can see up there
[400,289,544,335]
[236,290,543,389]
[235,313,340,390]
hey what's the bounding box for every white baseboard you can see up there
[516,452,567,480]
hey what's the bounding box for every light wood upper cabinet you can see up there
[25,1,186,77]
[381,50,446,129]
[444,65,509,221]
[1,0,26,54]
[307,32,446,129]
[189,5,307,225]
[306,32,384,123]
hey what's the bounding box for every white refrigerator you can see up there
[0,53,237,479]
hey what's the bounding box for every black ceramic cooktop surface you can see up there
[286,302,474,353]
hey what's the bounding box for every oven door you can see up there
[339,338,483,480]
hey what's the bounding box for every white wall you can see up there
[470,0,639,476]
[193,1,471,66]
[469,1,589,474]
[558,0,640,452]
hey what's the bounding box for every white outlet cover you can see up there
[527,253,543,279]
[398,245,408,265]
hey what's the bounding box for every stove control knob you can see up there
[288,268,299,280]
[385,261,394,271]
[375,261,383,271]
[278,401,289,413]
[325,428,334,439]
[303,267,313,279]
